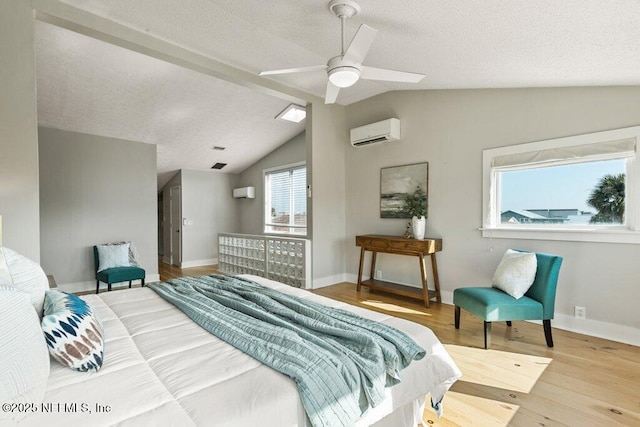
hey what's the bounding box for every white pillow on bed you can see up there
[492,249,537,299]
[0,247,49,317]
[0,288,50,423]
[0,247,12,285]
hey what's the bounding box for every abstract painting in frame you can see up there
[380,162,428,218]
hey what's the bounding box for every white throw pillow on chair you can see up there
[492,249,537,299]
[96,242,131,272]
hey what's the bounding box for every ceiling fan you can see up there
[259,0,425,104]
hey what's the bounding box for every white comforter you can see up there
[18,275,460,426]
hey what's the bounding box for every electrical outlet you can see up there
[574,306,586,320]
[376,270,382,279]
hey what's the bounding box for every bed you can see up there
[2,247,460,427]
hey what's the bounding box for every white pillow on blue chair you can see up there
[96,242,131,272]
[492,249,537,299]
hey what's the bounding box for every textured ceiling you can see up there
[36,0,640,187]
[35,22,305,189]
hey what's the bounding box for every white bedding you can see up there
[17,275,460,426]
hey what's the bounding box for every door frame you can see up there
[169,185,182,266]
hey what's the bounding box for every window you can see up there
[482,126,640,244]
[264,163,307,235]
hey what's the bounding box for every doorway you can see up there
[170,185,182,266]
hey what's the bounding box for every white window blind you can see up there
[491,138,636,170]
[265,164,306,235]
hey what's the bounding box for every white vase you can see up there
[411,215,426,240]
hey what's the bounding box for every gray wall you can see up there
[308,103,348,286]
[39,127,158,284]
[343,87,640,332]
[237,131,306,235]
[180,170,239,264]
[0,0,40,260]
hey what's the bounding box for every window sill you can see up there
[480,227,640,244]
[263,232,308,239]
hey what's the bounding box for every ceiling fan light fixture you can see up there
[328,67,361,88]
[258,1,424,104]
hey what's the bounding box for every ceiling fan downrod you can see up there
[328,0,360,57]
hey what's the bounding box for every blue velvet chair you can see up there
[94,246,145,294]
[453,251,563,349]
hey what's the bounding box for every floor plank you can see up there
[158,259,219,282]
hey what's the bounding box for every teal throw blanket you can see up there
[149,275,425,427]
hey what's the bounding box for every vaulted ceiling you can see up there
[35,0,640,188]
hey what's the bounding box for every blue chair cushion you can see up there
[454,287,544,321]
[96,266,145,284]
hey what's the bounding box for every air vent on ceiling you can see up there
[211,146,226,151]
[211,163,227,170]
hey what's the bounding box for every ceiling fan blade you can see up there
[259,65,327,76]
[360,66,425,83]
[325,81,340,104]
[343,24,378,64]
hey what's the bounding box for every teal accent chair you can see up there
[94,246,145,294]
[453,251,563,349]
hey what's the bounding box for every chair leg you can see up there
[108,283,112,292]
[454,306,460,329]
[96,280,100,294]
[129,280,132,289]
[543,319,554,347]
[142,278,145,287]
[484,321,492,349]
[506,321,512,327]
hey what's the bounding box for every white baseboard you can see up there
[530,314,640,347]
[341,276,638,346]
[58,273,161,294]
[180,258,218,268]
[440,290,454,305]
[312,273,349,289]
[345,273,360,284]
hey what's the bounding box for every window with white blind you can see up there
[264,162,307,235]
[482,126,640,244]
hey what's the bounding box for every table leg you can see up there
[431,252,441,303]
[418,253,430,308]
[369,251,378,281]
[357,247,365,291]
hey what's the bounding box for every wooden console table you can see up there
[355,235,442,307]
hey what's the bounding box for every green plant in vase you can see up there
[404,186,426,218]
[404,186,427,239]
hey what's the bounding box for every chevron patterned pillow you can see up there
[41,290,104,372]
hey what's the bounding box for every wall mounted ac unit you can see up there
[232,186,255,199]
[350,118,400,147]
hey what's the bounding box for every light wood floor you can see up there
[158,259,220,282]
[157,263,640,426]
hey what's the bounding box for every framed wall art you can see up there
[380,162,428,218]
